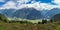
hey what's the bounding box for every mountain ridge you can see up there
[0,8,60,20]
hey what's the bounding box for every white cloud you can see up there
[0,0,60,11]
[51,0,60,9]
[52,0,60,5]
[16,1,57,10]
[0,0,5,2]
[0,1,16,9]
[16,4,27,9]
[27,2,57,10]
[16,0,31,4]
[31,0,37,4]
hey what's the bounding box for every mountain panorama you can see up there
[0,0,60,20]
[0,8,60,20]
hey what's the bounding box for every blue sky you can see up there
[0,0,53,6]
[35,0,52,3]
[0,0,60,10]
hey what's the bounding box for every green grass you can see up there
[0,27,6,30]
[0,14,60,30]
[0,20,60,30]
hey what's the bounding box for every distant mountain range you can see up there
[13,8,43,20]
[45,8,60,19]
[0,9,16,17]
[0,8,60,20]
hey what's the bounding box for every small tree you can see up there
[38,22,41,24]
[50,19,53,22]
[42,20,47,24]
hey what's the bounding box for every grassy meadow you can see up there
[0,20,60,30]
